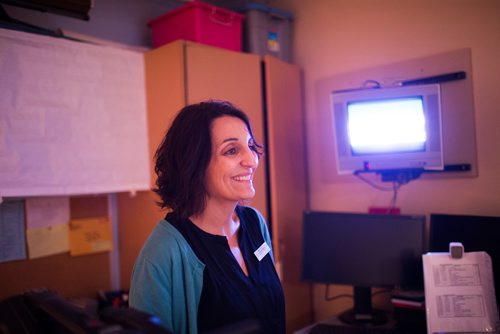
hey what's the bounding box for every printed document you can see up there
[423,251,499,333]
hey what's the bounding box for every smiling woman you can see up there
[129,100,285,334]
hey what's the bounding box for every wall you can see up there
[274,0,500,322]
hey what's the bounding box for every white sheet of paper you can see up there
[0,28,149,197]
[423,251,499,333]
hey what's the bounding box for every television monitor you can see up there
[331,83,443,174]
[429,213,500,305]
[302,211,426,325]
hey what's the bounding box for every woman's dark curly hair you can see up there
[153,100,263,221]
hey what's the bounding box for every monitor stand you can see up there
[338,286,388,326]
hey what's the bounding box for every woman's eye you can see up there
[224,147,237,155]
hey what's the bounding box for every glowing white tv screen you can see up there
[347,97,426,155]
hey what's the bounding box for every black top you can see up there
[168,206,285,334]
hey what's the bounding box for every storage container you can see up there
[239,3,293,62]
[147,1,244,51]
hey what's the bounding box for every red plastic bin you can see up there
[147,1,244,51]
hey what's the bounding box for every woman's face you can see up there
[205,116,259,204]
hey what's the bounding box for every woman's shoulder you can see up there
[145,219,185,245]
[238,206,270,235]
[138,219,198,264]
[238,205,265,223]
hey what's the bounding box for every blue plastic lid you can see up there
[239,2,293,20]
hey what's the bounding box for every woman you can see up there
[129,100,285,334]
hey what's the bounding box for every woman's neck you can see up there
[190,201,239,237]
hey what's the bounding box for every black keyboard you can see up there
[309,323,402,334]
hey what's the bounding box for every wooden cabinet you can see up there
[118,40,310,332]
[264,55,311,330]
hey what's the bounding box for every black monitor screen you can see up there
[302,211,426,288]
[301,211,426,325]
[429,213,500,304]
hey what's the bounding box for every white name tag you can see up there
[254,242,271,261]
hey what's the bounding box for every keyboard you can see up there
[309,323,402,334]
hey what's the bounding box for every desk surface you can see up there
[294,314,399,334]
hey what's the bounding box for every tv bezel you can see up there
[330,83,444,174]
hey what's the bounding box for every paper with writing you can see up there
[69,217,113,256]
[27,223,69,259]
[0,200,27,263]
[423,251,499,333]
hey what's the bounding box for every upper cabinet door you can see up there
[184,43,267,220]
[144,40,186,186]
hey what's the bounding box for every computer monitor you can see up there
[429,213,500,305]
[302,211,426,325]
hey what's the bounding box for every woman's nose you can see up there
[241,148,258,168]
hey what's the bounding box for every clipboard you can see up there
[423,246,500,333]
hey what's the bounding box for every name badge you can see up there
[254,242,271,261]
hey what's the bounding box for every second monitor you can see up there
[302,211,426,325]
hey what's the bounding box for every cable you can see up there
[388,181,401,210]
[353,171,394,191]
[354,168,423,210]
[324,284,353,302]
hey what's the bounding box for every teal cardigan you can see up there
[129,207,274,334]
